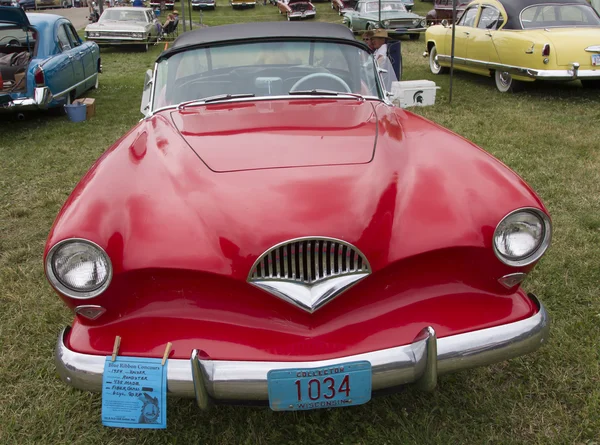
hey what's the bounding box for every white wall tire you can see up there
[429,45,447,75]
[494,70,523,93]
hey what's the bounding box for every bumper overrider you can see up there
[55,294,549,408]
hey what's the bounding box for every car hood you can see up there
[170,99,378,172]
[87,20,147,31]
[0,5,30,27]
[48,101,547,286]
[528,28,600,67]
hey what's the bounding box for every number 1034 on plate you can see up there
[267,361,372,411]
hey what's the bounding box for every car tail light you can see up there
[542,44,550,57]
[34,66,45,87]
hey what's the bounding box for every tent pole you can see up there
[449,0,457,103]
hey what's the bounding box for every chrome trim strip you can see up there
[53,72,99,100]
[437,55,600,80]
[55,294,549,403]
[88,38,148,43]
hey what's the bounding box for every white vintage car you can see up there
[85,7,161,51]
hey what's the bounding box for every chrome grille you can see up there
[388,19,415,28]
[100,31,136,38]
[248,237,370,284]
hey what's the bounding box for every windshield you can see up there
[365,1,407,12]
[520,4,600,29]
[100,10,147,22]
[152,41,382,110]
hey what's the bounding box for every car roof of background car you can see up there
[158,22,368,61]
[496,0,592,29]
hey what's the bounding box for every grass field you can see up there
[1,2,600,443]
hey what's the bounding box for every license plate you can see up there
[592,54,600,66]
[267,360,371,411]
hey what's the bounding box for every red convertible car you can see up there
[50,22,550,412]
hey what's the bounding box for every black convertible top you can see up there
[158,22,364,61]
[498,0,593,29]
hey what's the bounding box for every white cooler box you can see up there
[390,80,440,108]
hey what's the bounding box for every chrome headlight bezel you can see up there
[493,207,551,267]
[383,20,390,26]
[45,238,113,299]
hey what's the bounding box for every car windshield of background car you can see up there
[520,4,600,28]
[100,10,147,22]
[366,1,406,12]
[152,41,381,110]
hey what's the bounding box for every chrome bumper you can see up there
[55,294,549,408]
[0,87,53,112]
[436,55,600,80]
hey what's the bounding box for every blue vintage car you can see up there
[0,6,100,115]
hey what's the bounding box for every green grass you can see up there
[1,3,600,443]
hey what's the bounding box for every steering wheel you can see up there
[0,36,21,46]
[289,73,352,93]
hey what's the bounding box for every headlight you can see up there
[89,31,100,37]
[373,22,380,28]
[493,208,551,267]
[383,20,390,26]
[420,19,426,27]
[413,18,420,26]
[132,32,144,39]
[46,239,112,299]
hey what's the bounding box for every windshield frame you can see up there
[148,39,386,116]
[519,3,600,29]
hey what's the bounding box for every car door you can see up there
[350,1,363,29]
[466,4,504,67]
[445,4,479,63]
[56,21,85,97]
[46,23,76,102]
[145,10,157,41]
[65,22,95,92]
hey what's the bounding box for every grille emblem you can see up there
[248,237,371,313]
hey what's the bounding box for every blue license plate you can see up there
[267,360,372,411]
[592,54,600,66]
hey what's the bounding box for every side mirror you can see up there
[441,19,449,27]
[140,69,153,117]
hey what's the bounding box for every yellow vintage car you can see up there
[425,0,600,92]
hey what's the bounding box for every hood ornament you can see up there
[248,237,371,313]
